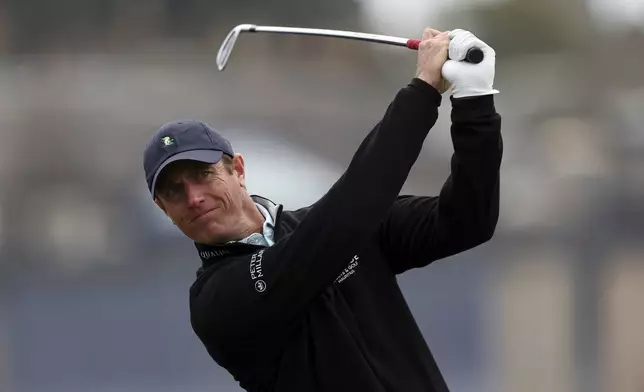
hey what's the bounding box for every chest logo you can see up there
[250,250,266,292]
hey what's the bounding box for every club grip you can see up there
[406,39,484,64]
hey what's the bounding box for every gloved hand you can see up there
[442,29,499,99]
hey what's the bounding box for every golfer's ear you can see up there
[232,153,246,187]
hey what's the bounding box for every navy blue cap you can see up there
[143,120,234,197]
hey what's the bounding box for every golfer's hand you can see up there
[441,29,499,98]
[416,28,451,94]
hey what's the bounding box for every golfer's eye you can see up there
[197,170,214,180]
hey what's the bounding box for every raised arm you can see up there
[190,31,453,345]
[378,29,503,274]
[379,94,502,274]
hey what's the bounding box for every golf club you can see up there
[216,24,485,71]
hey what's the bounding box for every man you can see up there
[143,28,502,392]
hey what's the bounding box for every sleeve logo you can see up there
[335,254,360,284]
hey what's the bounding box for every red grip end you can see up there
[406,39,421,50]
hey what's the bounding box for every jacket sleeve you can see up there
[377,94,502,275]
[190,78,443,344]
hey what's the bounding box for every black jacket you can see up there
[189,78,503,392]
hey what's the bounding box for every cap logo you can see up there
[161,136,175,147]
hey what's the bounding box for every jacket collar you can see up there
[194,195,282,270]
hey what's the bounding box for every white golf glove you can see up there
[442,29,499,99]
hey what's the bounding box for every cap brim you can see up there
[151,149,224,198]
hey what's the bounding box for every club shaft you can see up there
[217,24,484,71]
[247,25,410,47]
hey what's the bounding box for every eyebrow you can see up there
[158,163,217,187]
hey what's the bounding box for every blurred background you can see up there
[0,0,643,391]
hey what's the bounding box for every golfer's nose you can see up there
[184,181,206,207]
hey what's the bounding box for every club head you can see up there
[216,24,256,71]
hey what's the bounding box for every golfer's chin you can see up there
[186,218,232,246]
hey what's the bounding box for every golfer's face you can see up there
[155,160,243,244]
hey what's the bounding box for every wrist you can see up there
[451,88,499,99]
[450,94,497,115]
[409,78,443,106]
[416,73,442,92]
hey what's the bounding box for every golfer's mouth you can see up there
[190,207,219,224]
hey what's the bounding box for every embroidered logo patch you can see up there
[250,250,266,292]
[335,255,360,284]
